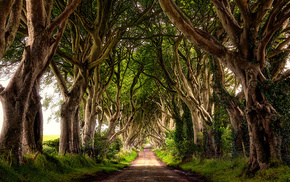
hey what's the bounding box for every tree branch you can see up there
[158,0,227,58]
[47,0,82,35]
[56,49,81,67]
[0,0,22,59]
[268,37,290,58]
[258,1,290,68]
[253,0,275,24]
[4,0,23,53]
[49,60,69,98]
[211,0,243,46]
[234,0,251,24]
[274,69,290,83]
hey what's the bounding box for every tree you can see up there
[68,0,159,153]
[159,0,290,171]
[0,0,82,163]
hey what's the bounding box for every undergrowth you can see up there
[155,149,290,182]
[0,150,137,182]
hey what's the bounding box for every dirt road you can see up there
[82,144,208,182]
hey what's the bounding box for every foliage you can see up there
[43,134,125,163]
[213,102,232,157]
[82,133,124,163]
[155,149,182,167]
[170,99,201,159]
[181,102,195,158]
[171,98,184,154]
[43,138,60,154]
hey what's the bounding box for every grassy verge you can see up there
[155,149,290,182]
[155,150,181,167]
[0,150,137,182]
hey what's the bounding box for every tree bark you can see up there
[58,75,86,155]
[82,87,98,154]
[22,79,43,154]
[72,105,81,153]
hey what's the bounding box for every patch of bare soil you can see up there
[79,145,210,182]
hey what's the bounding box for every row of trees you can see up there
[0,0,289,173]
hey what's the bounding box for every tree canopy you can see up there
[0,0,289,173]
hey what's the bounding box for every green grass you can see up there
[0,150,138,182]
[155,150,182,167]
[43,135,60,141]
[122,150,138,162]
[155,149,290,182]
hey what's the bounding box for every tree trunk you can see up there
[226,106,247,156]
[202,127,215,158]
[82,91,98,154]
[59,101,74,154]
[59,94,83,154]
[72,105,81,153]
[22,79,43,154]
[241,65,282,171]
[0,44,48,163]
[191,110,202,144]
[59,76,86,155]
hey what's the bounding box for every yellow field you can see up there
[43,135,60,141]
